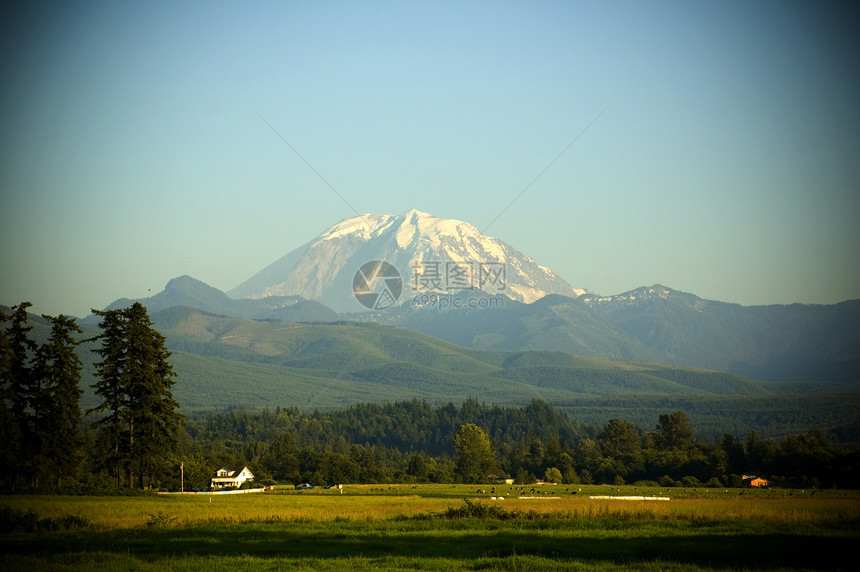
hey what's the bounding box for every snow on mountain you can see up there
[229,209,584,312]
[578,285,710,311]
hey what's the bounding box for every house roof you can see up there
[213,466,252,477]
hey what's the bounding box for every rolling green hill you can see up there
[13,304,857,438]
[145,307,855,407]
[151,309,859,438]
[387,289,860,382]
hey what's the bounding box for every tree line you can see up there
[1,302,182,492]
[2,302,859,493]
[180,401,859,490]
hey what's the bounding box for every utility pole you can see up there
[181,462,184,493]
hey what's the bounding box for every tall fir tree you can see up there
[89,306,128,486]
[90,303,183,488]
[0,303,37,488]
[33,314,84,490]
[123,303,182,489]
[0,309,21,486]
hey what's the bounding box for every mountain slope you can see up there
[104,275,339,322]
[229,209,584,312]
[377,287,860,382]
[147,309,859,438]
[579,286,860,381]
[151,307,775,401]
[100,274,859,382]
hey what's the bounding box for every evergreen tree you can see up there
[0,309,22,486]
[0,303,37,488]
[90,303,183,488]
[33,314,84,490]
[123,303,183,489]
[599,419,641,459]
[3,303,36,421]
[89,306,128,486]
[262,432,301,482]
[716,433,746,476]
[744,430,764,473]
[407,453,429,482]
[526,432,545,476]
[599,418,643,481]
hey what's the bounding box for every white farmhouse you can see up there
[210,466,254,489]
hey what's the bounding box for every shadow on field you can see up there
[1,524,855,570]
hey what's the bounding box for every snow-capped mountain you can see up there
[229,209,584,312]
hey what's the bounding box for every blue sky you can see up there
[2,0,859,318]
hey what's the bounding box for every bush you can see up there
[658,475,680,488]
[632,480,660,487]
[515,468,535,485]
[442,499,514,520]
[724,474,745,488]
[0,506,39,533]
[544,468,563,484]
[146,511,179,528]
[69,475,157,496]
[680,476,701,487]
[0,505,91,533]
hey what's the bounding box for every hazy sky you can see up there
[2,1,859,318]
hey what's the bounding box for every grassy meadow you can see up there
[2,484,858,571]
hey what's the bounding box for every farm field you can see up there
[2,484,859,571]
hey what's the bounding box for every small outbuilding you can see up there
[742,474,770,488]
[211,466,254,489]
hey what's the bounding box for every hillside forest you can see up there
[2,303,859,493]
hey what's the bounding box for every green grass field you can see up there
[2,485,858,571]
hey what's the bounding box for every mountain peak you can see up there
[318,209,475,246]
[165,275,215,291]
[319,213,394,242]
[230,210,584,311]
[578,284,707,310]
[402,208,433,220]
